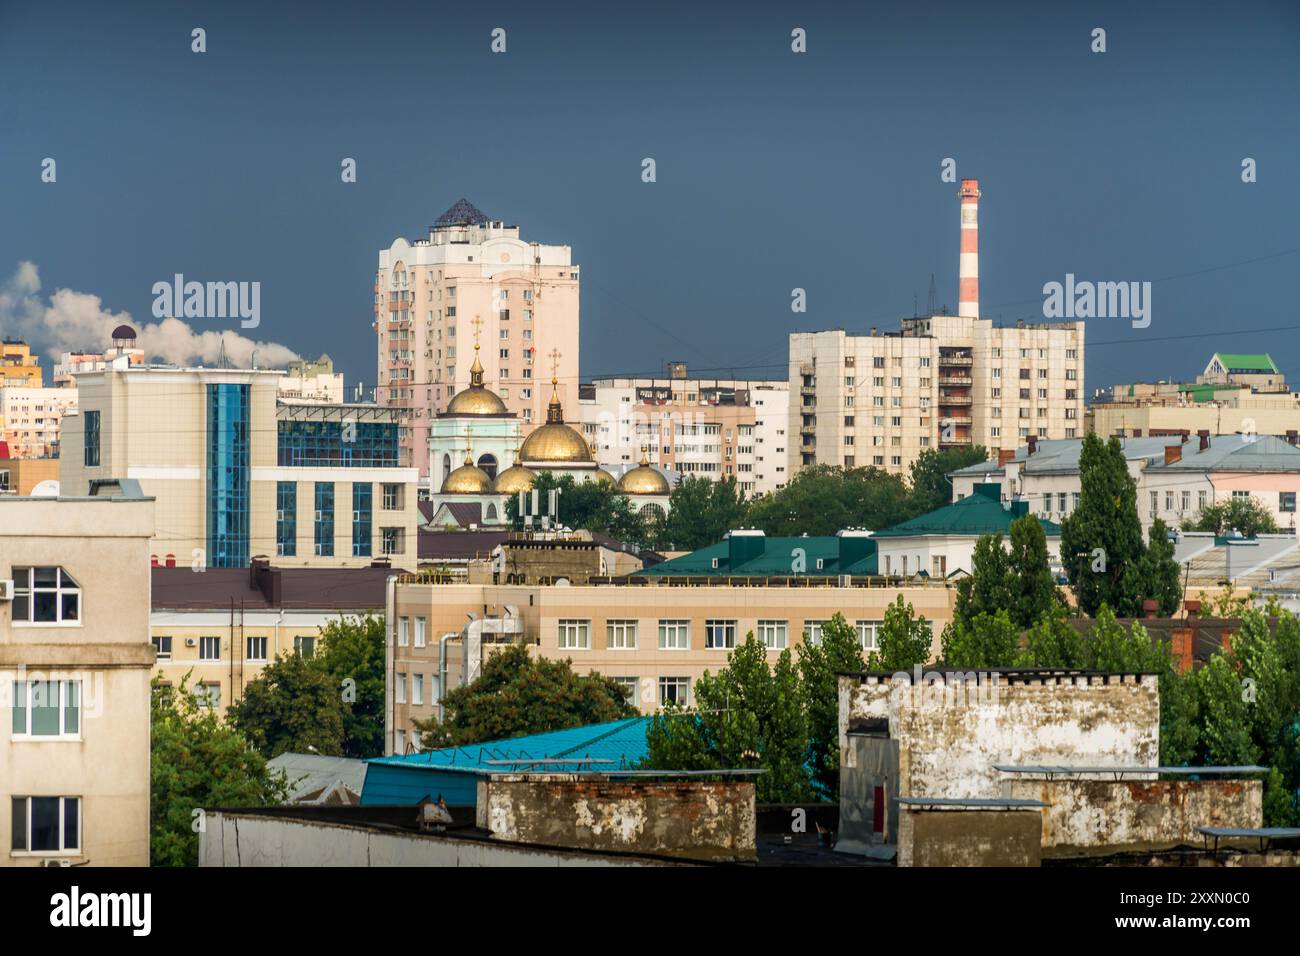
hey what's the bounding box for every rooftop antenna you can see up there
[927,274,937,316]
[218,336,226,370]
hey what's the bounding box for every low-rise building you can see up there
[0,386,77,458]
[0,449,58,496]
[0,481,156,866]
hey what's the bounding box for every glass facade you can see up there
[83,410,100,467]
[276,481,297,557]
[206,385,250,568]
[314,482,334,557]
[352,483,372,557]
[277,420,398,467]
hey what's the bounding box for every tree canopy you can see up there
[1183,496,1279,537]
[227,652,348,759]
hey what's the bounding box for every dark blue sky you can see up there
[2,0,1298,393]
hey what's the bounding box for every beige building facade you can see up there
[0,487,156,866]
[790,316,1084,477]
[0,386,78,459]
[375,199,580,474]
[60,366,419,569]
[0,339,42,387]
[385,578,955,754]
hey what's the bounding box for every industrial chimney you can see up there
[958,178,981,319]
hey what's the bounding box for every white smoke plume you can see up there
[0,262,300,369]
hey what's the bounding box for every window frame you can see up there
[10,795,81,856]
[657,619,691,650]
[757,619,788,650]
[558,619,591,651]
[606,619,638,650]
[11,680,81,740]
[11,566,82,626]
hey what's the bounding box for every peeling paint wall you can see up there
[839,674,1160,799]
[897,809,1042,867]
[1008,779,1263,855]
[482,778,757,862]
[199,813,677,867]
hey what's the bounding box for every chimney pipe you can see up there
[1198,430,1210,451]
[1164,444,1182,465]
[1142,599,1159,619]
[1026,435,1037,456]
[1184,599,1201,620]
[958,179,980,319]
[1288,430,1297,446]
[997,448,1015,466]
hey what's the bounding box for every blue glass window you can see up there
[277,420,398,468]
[314,483,334,557]
[83,410,100,467]
[352,483,373,557]
[277,481,297,557]
[206,385,250,568]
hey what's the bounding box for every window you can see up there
[705,620,736,650]
[11,681,80,738]
[152,636,172,660]
[382,483,402,510]
[757,620,788,650]
[558,619,591,650]
[658,620,690,650]
[412,674,424,706]
[276,481,297,557]
[803,620,829,645]
[1281,492,1297,513]
[314,483,335,557]
[83,410,100,467]
[612,677,639,705]
[352,483,373,557]
[11,567,81,624]
[199,636,221,661]
[396,673,406,704]
[196,683,221,709]
[1181,490,1191,512]
[414,617,427,648]
[11,797,79,854]
[659,677,689,706]
[382,527,404,555]
[607,620,638,650]
[247,636,267,662]
[294,636,316,658]
[398,617,409,647]
[1149,491,1159,516]
[1165,491,1174,512]
[395,729,407,753]
[856,621,881,651]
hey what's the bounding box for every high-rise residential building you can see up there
[0,387,78,458]
[59,365,419,570]
[1,339,42,387]
[579,368,790,497]
[1,481,156,865]
[790,316,1085,477]
[375,199,580,476]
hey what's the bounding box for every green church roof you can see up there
[1211,353,1279,374]
[871,483,1062,538]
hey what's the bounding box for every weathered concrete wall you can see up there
[897,809,1042,867]
[200,813,678,867]
[1008,779,1263,855]
[839,673,1160,799]
[481,778,757,862]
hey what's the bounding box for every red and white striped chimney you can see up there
[958,178,980,318]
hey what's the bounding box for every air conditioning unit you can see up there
[185,638,196,648]
[42,859,71,868]
[0,580,13,601]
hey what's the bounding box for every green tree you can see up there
[1016,604,1088,669]
[504,471,648,546]
[150,677,289,867]
[653,475,749,551]
[745,465,911,537]
[416,643,635,748]
[312,614,386,757]
[797,613,865,798]
[1183,497,1279,537]
[1007,514,1062,628]
[1194,655,1259,766]
[954,533,1014,626]
[228,653,348,759]
[1060,434,1146,616]
[868,595,933,671]
[643,633,813,803]
[1129,519,1183,616]
[907,446,989,516]
[940,609,1018,669]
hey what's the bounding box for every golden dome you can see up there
[519,379,592,464]
[445,345,509,416]
[493,452,536,493]
[593,468,616,486]
[441,453,492,494]
[617,449,671,495]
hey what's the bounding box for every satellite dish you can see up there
[31,480,60,497]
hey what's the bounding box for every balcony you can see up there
[938,375,972,386]
[799,423,816,436]
[938,394,973,406]
[938,355,973,366]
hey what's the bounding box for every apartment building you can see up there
[375,199,580,474]
[790,316,1084,478]
[150,561,394,712]
[0,386,78,458]
[386,538,955,752]
[580,368,789,496]
[59,365,419,569]
[950,433,1300,534]
[280,354,346,404]
[0,482,155,866]
[0,339,42,387]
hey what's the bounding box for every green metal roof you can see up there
[634,534,877,577]
[1211,352,1279,374]
[871,483,1062,538]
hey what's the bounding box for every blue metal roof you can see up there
[361,718,651,806]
